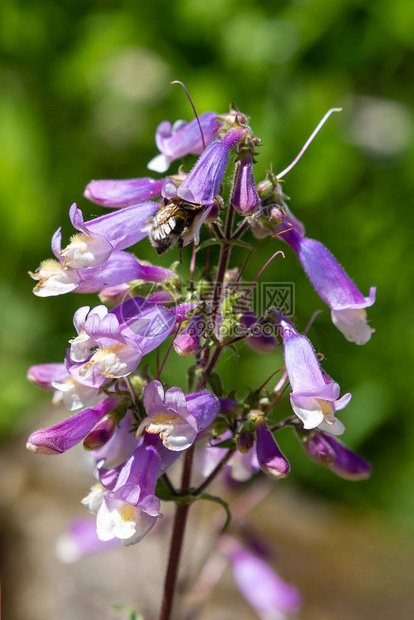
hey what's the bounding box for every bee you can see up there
[146,198,205,255]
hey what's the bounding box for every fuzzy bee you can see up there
[145,198,207,255]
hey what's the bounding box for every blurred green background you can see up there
[2,0,414,542]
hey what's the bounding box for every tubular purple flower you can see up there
[300,431,336,465]
[137,380,219,451]
[255,417,290,479]
[239,312,278,354]
[224,540,302,619]
[59,202,160,270]
[84,177,165,208]
[148,112,222,173]
[322,433,372,480]
[281,226,376,345]
[95,438,162,545]
[28,361,105,411]
[72,304,176,380]
[30,244,174,298]
[27,363,68,390]
[231,149,261,216]
[176,127,247,206]
[26,396,119,455]
[276,315,351,433]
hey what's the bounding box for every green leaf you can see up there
[204,370,223,397]
[155,477,177,501]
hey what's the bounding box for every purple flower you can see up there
[70,304,176,380]
[231,149,261,216]
[30,244,173,298]
[95,439,162,545]
[255,416,290,479]
[176,127,247,206]
[281,225,376,345]
[147,112,223,173]
[27,360,108,411]
[137,380,219,451]
[84,177,165,208]
[239,312,278,354]
[322,433,371,480]
[59,202,159,270]
[224,539,301,619]
[26,396,119,455]
[277,315,351,433]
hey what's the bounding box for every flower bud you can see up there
[83,414,117,450]
[300,431,336,465]
[256,177,275,200]
[269,204,286,225]
[322,433,372,480]
[98,283,132,306]
[231,149,261,216]
[236,428,255,454]
[255,417,290,479]
[173,313,204,357]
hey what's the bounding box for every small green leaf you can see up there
[204,370,223,397]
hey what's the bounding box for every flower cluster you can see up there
[27,100,375,616]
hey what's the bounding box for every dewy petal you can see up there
[26,396,118,454]
[84,178,164,208]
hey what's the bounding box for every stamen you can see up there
[231,227,293,294]
[276,108,342,179]
[171,80,206,150]
[303,310,323,335]
[237,250,285,311]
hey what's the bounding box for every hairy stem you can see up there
[159,445,195,620]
